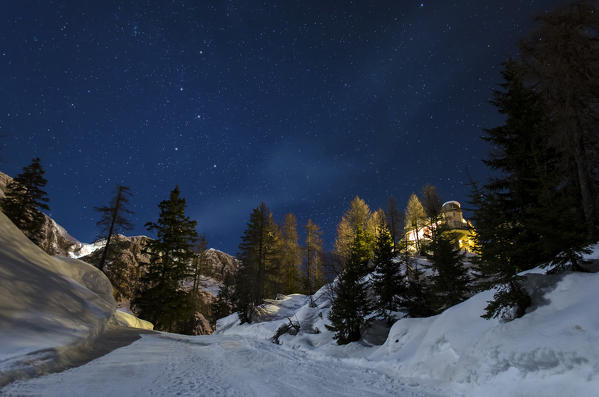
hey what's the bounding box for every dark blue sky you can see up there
[0,1,562,253]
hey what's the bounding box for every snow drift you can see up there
[0,211,150,386]
[216,247,599,397]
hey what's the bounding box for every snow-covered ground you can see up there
[0,212,151,386]
[213,250,599,397]
[2,333,446,397]
[2,204,598,396]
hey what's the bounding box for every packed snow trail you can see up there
[2,333,448,397]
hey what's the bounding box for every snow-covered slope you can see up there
[0,211,150,386]
[216,249,599,397]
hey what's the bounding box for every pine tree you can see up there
[278,213,301,294]
[211,271,235,325]
[326,227,372,345]
[94,185,134,272]
[371,221,403,325]
[234,203,279,323]
[404,193,426,252]
[424,224,469,313]
[0,158,49,246]
[303,218,324,302]
[132,186,198,332]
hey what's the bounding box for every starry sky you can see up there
[0,1,563,254]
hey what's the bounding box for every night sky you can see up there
[1,1,563,254]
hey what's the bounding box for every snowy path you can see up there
[3,333,447,397]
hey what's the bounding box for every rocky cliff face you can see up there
[0,171,85,257]
[0,170,238,335]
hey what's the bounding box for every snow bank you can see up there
[217,248,599,396]
[0,212,116,385]
[113,310,154,330]
[374,272,599,396]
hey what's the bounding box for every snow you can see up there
[0,212,150,386]
[214,254,599,397]
[2,333,446,397]
[113,310,154,330]
[68,239,106,259]
[2,210,598,397]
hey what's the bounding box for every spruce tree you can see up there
[132,186,198,332]
[371,221,403,325]
[211,271,235,325]
[472,59,588,320]
[234,203,279,323]
[326,227,372,344]
[401,250,434,318]
[424,224,469,313]
[94,185,134,272]
[0,158,49,246]
[519,2,599,238]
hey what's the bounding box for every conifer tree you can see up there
[211,271,235,325]
[472,59,587,320]
[303,218,324,301]
[190,235,208,298]
[278,213,301,294]
[402,252,434,318]
[404,193,426,252]
[133,186,198,332]
[421,184,443,226]
[424,224,469,312]
[519,1,599,238]
[371,221,403,325]
[386,196,403,252]
[0,158,49,246]
[326,227,372,344]
[335,196,375,266]
[234,203,279,323]
[95,185,134,272]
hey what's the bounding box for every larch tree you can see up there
[133,186,198,333]
[190,235,209,299]
[278,213,302,294]
[334,196,375,266]
[94,185,134,272]
[303,218,324,303]
[234,202,279,323]
[421,184,443,227]
[404,193,426,252]
[0,158,49,246]
[386,196,403,252]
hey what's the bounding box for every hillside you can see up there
[215,247,599,397]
